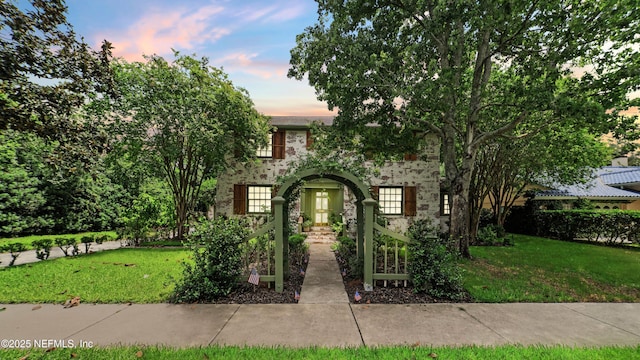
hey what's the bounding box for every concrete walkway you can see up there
[298,241,348,304]
[0,241,125,268]
[1,303,639,348]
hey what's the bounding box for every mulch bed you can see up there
[209,255,308,304]
[212,250,471,304]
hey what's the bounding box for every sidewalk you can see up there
[1,302,639,348]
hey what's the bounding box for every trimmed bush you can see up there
[1,242,26,266]
[32,239,53,260]
[54,237,78,256]
[170,217,250,303]
[535,210,640,244]
[407,220,465,300]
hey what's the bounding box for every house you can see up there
[214,116,442,234]
[534,158,640,209]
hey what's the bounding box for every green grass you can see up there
[0,231,118,250]
[1,345,639,359]
[460,234,640,302]
[0,248,189,303]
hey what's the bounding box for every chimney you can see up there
[612,156,628,167]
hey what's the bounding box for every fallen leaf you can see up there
[45,347,56,352]
[366,300,371,304]
[136,350,144,358]
[0,307,6,312]
[428,352,438,358]
[124,263,136,267]
[71,353,78,358]
[59,290,68,295]
[32,305,42,311]
[63,296,81,309]
[19,354,30,360]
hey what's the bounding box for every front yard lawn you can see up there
[0,248,189,303]
[2,345,639,360]
[461,234,640,302]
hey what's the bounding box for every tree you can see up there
[469,126,611,241]
[107,52,270,239]
[289,0,640,257]
[1,0,114,165]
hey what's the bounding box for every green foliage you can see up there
[170,217,250,303]
[332,235,363,279]
[1,242,26,266]
[408,220,465,300]
[32,239,53,261]
[54,237,78,257]
[288,233,308,267]
[0,0,115,166]
[80,235,95,254]
[535,210,640,245]
[106,52,270,239]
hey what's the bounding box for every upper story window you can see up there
[379,187,403,215]
[256,133,273,158]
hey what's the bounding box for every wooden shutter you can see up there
[404,153,418,161]
[371,186,379,200]
[273,130,286,159]
[404,186,417,216]
[233,184,246,215]
[306,130,314,149]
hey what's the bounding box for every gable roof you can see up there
[535,166,640,200]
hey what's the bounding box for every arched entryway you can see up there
[267,168,378,292]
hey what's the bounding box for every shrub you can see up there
[535,210,640,245]
[332,235,362,278]
[476,225,499,245]
[1,242,26,266]
[407,220,465,300]
[80,235,95,254]
[54,237,78,256]
[32,239,53,260]
[170,217,250,303]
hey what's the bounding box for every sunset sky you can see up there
[63,0,335,116]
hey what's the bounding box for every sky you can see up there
[63,0,335,116]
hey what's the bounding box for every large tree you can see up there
[289,0,640,257]
[106,53,270,239]
[1,0,114,165]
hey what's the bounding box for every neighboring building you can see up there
[534,160,640,209]
[215,116,442,233]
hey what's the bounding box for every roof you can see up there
[269,116,334,128]
[597,166,640,186]
[536,166,640,200]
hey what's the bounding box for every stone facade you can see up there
[215,118,441,234]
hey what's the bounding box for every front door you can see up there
[314,191,329,225]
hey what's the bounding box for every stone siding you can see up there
[215,129,441,233]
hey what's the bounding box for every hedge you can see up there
[533,210,640,244]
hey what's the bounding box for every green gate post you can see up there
[363,198,376,291]
[356,201,364,265]
[273,196,285,293]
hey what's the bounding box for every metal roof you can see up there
[536,167,640,200]
[597,166,640,186]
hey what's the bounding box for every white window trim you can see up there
[379,187,403,215]
[256,133,273,158]
[247,185,272,213]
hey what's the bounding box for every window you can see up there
[379,187,403,215]
[247,185,272,213]
[256,133,273,158]
[442,194,451,215]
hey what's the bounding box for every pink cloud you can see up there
[99,5,229,62]
[214,52,290,79]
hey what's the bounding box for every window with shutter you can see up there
[404,186,417,216]
[379,187,403,215]
[273,130,286,159]
[233,184,247,215]
[306,130,314,149]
